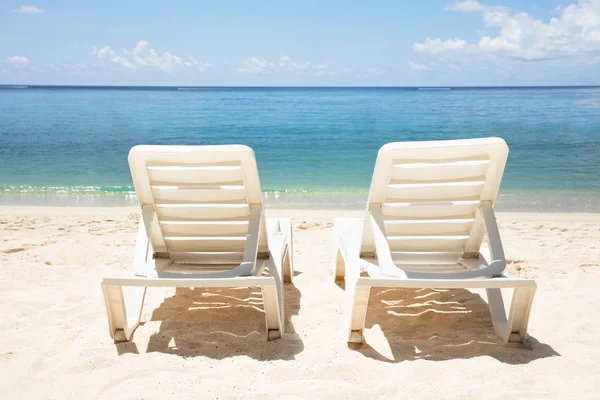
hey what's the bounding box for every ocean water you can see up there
[0,86,599,211]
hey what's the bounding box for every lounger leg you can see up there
[507,286,536,342]
[486,286,536,343]
[344,247,369,343]
[262,283,284,340]
[347,280,370,343]
[332,218,363,283]
[101,285,147,342]
[262,225,286,340]
[283,249,293,284]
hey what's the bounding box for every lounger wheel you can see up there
[268,329,281,341]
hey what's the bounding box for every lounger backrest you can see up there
[128,145,268,257]
[361,137,508,259]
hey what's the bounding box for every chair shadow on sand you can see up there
[348,286,559,364]
[125,277,303,360]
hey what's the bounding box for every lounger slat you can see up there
[152,187,247,203]
[164,234,248,239]
[164,238,247,252]
[387,236,469,252]
[385,182,483,202]
[161,263,240,274]
[167,252,245,264]
[150,180,245,188]
[155,199,248,206]
[160,221,249,236]
[159,216,250,223]
[391,162,489,182]
[382,202,479,219]
[390,251,464,264]
[395,264,472,273]
[147,167,243,186]
[392,156,491,165]
[146,161,242,168]
[385,220,474,236]
[156,204,250,220]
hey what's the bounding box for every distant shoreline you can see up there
[1,85,600,90]
[1,188,599,212]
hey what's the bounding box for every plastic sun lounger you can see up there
[101,145,293,342]
[332,138,536,344]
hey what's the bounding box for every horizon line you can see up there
[1,84,600,89]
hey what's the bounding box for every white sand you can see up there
[1,206,600,399]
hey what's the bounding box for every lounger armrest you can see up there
[268,224,288,267]
[337,232,360,264]
[240,205,262,275]
[481,201,506,276]
[132,220,152,275]
[368,205,407,278]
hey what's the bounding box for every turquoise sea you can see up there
[0,86,599,211]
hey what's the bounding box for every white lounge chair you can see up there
[333,138,536,344]
[102,145,293,342]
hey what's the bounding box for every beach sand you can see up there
[1,206,600,399]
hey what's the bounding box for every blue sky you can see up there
[1,0,599,85]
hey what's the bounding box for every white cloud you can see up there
[279,55,311,74]
[7,56,30,67]
[238,57,276,73]
[415,0,600,60]
[445,0,487,12]
[408,61,432,71]
[184,56,198,67]
[279,56,337,76]
[238,55,335,75]
[314,63,336,76]
[91,46,337,76]
[125,40,184,72]
[96,46,137,70]
[94,41,211,73]
[413,38,468,54]
[13,5,44,14]
[445,1,507,13]
[184,56,214,72]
